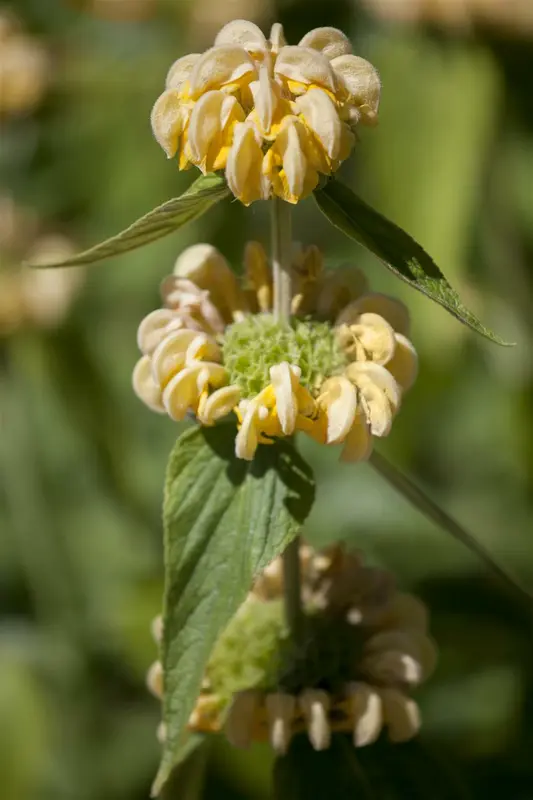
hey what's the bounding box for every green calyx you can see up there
[221,314,347,399]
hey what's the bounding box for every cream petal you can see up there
[188,45,256,98]
[299,689,331,751]
[363,650,423,686]
[338,312,397,365]
[269,23,287,53]
[165,53,201,90]
[235,400,260,460]
[340,413,373,462]
[340,292,410,335]
[151,329,199,387]
[319,376,358,444]
[225,690,262,749]
[364,629,437,681]
[162,365,201,420]
[214,20,267,51]
[275,46,336,93]
[278,117,307,199]
[249,63,277,133]
[386,333,418,391]
[197,385,241,425]
[270,362,297,435]
[347,361,401,413]
[331,54,381,125]
[298,27,352,60]
[173,243,246,323]
[137,308,179,355]
[295,88,342,160]
[378,593,429,633]
[226,121,269,206]
[150,89,187,158]
[187,89,225,163]
[132,356,165,413]
[146,661,163,699]
[185,332,221,364]
[380,689,421,743]
[266,693,295,755]
[346,682,383,747]
[317,265,369,318]
[151,615,163,644]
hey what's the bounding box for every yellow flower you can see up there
[133,241,417,463]
[147,544,437,752]
[151,21,380,204]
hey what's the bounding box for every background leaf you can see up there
[28,173,230,269]
[314,178,510,345]
[154,425,315,795]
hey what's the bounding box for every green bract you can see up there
[222,315,348,398]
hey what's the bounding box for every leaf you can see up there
[29,173,230,269]
[314,178,511,346]
[152,425,315,796]
[273,734,374,800]
[370,450,533,609]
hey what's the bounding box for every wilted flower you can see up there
[133,242,417,462]
[150,20,381,204]
[147,544,437,753]
[0,11,50,116]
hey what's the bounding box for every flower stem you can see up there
[271,197,293,324]
[270,197,304,644]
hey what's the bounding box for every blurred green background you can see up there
[1,0,532,797]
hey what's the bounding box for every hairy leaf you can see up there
[29,173,230,269]
[153,425,315,795]
[314,178,510,345]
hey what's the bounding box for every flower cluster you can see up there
[147,544,437,754]
[133,242,417,462]
[0,11,49,117]
[150,20,380,204]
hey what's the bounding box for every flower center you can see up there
[221,313,347,398]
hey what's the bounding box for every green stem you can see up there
[271,197,293,324]
[270,197,304,642]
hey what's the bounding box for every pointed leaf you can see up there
[29,173,230,269]
[370,450,533,608]
[314,178,511,345]
[153,425,315,796]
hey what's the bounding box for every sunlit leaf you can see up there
[28,173,230,269]
[153,425,315,795]
[314,178,511,346]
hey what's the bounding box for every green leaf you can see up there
[29,173,230,269]
[274,734,374,799]
[314,178,511,346]
[152,425,315,796]
[370,450,533,609]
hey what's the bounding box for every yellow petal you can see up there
[249,63,277,133]
[346,682,382,747]
[266,693,295,755]
[298,27,352,60]
[269,23,287,53]
[226,121,269,206]
[337,311,396,364]
[165,53,200,90]
[341,292,410,335]
[137,308,179,355]
[151,329,199,387]
[380,689,420,743]
[244,241,272,312]
[187,89,225,165]
[235,400,260,460]
[299,689,331,751]
[331,54,381,125]
[132,355,165,413]
[150,89,187,158]
[275,45,336,94]
[173,243,246,323]
[340,413,373,462]
[160,275,226,334]
[317,376,357,444]
[185,332,221,364]
[188,45,256,98]
[197,384,241,426]
[270,362,298,435]
[295,88,342,160]
[348,361,402,413]
[264,116,318,204]
[386,333,418,391]
[214,20,267,52]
